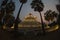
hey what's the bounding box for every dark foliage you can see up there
[44,10,58,21]
[31,0,44,12]
[0,0,15,29]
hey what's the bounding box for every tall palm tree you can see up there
[16,0,27,19]
[14,0,27,31]
[31,0,45,35]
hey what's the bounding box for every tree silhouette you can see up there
[44,10,58,27]
[6,0,15,14]
[0,10,4,29]
[0,9,4,23]
[44,10,58,21]
[0,0,15,30]
[0,0,8,22]
[56,0,60,27]
[14,0,27,31]
[31,0,45,35]
[44,10,52,21]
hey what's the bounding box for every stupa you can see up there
[18,13,59,32]
[18,13,41,28]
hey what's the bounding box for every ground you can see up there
[0,28,60,40]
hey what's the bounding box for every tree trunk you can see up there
[13,3,24,39]
[39,12,45,35]
[16,3,23,19]
[14,3,23,31]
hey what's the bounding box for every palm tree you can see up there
[44,10,52,21]
[44,10,58,21]
[44,10,58,27]
[14,0,27,31]
[31,0,45,35]
[16,0,27,20]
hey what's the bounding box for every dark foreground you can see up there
[0,28,60,40]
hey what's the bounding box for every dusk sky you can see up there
[0,0,59,23]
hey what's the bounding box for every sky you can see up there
[0,0,59,23]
